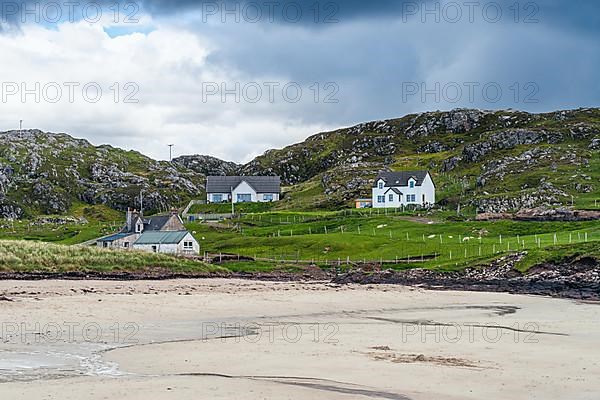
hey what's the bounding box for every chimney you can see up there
[126,208,133,231]
[171,208,179,216]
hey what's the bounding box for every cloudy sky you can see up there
[0,0,598,162]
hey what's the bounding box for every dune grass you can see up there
[0,241,223,274]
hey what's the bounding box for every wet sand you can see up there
[0,279,599,399]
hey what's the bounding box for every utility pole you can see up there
[168,144,174,162]
[139,189,144,214]
[231,186,234,215]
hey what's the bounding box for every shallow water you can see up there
[0,320,252,383]
[0,347,121,382]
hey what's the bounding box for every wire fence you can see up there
[204,229,596,267]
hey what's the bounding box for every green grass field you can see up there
[0,204,124,245]
[185,209,600,272]
[0,207,598,274]
[187,202,276,214]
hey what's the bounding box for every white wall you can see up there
[258,193,280,202]
[177,232,200,255]
[132,233,200,255]
[421,173,436,204]
[208,182,280,204]
[97,234,138,250]
[208,193,230,203]
[232,180,258,203]
[134,243,179,254]
[372,174,436,208]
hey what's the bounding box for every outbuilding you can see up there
[132,231,200,255]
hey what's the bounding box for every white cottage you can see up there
[96,209,200,255]
[372,171,435,208]
[132,231,199,255]
[206,176,281,204]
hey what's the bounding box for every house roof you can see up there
[133,231,191,245]
[121,214,175,234]
[206,176,281,194]
[385,187,404,195]
[144,215,172,231]
[98,233,135,242]
[374,171,430,188]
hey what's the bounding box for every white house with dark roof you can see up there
[206,176,281,203]
[132,231,199,255]
[372,171,435,208]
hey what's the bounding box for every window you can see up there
[103,242,108,248]
[378,181,384,189]
[407,194,416,202]
[377,195,385,203]
[123,242,129,248]
[237,194,252,202]
[263,194,274,202]
[135,223,143,233]
[183,241,194,250]
[409,180,415,188]
[388,194,394,202]
[213,194,223,203]
[151,245,158,253]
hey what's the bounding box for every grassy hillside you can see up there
[1,108,598,218]
[242,108,600,212]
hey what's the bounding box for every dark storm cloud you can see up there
[140,0,424,20]
[0,0,598,161]
[2,0,598,32]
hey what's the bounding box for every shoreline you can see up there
[1,252,599,300]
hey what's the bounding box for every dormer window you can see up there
[135,223,143,233]
[378,181,384,189]
[409,179,415,188]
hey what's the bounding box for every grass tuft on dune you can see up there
[0,241,223,274]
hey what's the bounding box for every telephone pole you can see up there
[139,189,144,213]
[168,144,174,162]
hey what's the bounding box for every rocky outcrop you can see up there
[470,183,569,213]
[332,253,600,300]
[515,207,600,221]
[0,130,212,218]
[462,129,564,163]
[320,162,384,202]
[173,155,239,176]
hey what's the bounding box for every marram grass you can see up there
[0,241,222,273]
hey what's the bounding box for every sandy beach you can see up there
[0,279,599,399]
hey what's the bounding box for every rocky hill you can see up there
[0,130,215,219]
[242,108,600,211]
[172,155,239,176]
[0,108,598,218]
